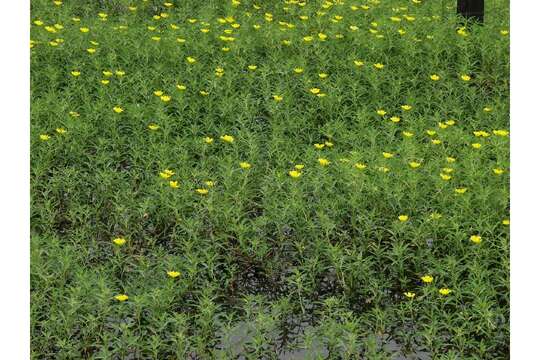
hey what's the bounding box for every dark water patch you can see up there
[214,317,432,359]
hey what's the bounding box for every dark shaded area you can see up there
[457,0,485,23]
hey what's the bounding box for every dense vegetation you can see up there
[31,0,509,358]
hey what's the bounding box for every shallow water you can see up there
[214,319,432,359]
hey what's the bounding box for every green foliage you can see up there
[31,0,509,358]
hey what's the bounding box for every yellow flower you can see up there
[303,36,313,42]
[87,48,96,54]
[382,152,394,159]
[159,169,174,179]
[69,111,80,117]
[426,130,437,136]
[378,166,390,173]
[446,157,456,163]
[215,67,225,77]
[402,131,414,138]
[295,164,305,170]
[439,288,452,296]
[34,20,44,26]
[186,56,196,63]
[103,70,113,77]
[502,219,510,226]
[204,181,215,187]
[55,128,67,134]
[71,71,80,77]
[220,135,234,143]
[294,67,304,74]
[354,60,364,67]
[273,95,283,102]
[113,106,123,114]
[421,275,433,283]
[401,105,412,111]
[409,162,421,169]
[248,65,257,71]
[314,143,325,149]
[113,237,126,246]
[114,294,129,302]
[404,292,415,299]
[177,38,186,43]
[430,212,442,220]
[373,63,385,69]
[430,74,440,81]
[470,235,482,244]
[318,73,328,79]
[153,90,163,97]
[101,79,110,85]
[310,88,321,95]
[440,173,452,181]
[324,141,333,147]
[289,170,302,178]
[204,136,214,144]
[318,158,330,166]
[461,74,471,81]
[240,162,252,169]
[390,116,400,123]
[39,134,50,141]
[376,109,387,116]
[431,139,442,145]
[483,107,493,112]
[473,130,490,137]
[438,122,448,129]
[455,188,468,194]
[442,167,454,174]
[471,143,482,149]
[169,181,179,188]
[151,36,161,41]
[500,30,509,36]
[493,168,504,175]
[115,70,125,77]
[148,124,159,130]
[398,215,409,222]
[493,129,509,137]
[176,84,187,91]
[196,188,209,195]
[160,95,171,102]
[199,90,209,96]
[354,163,367,170]
[167,271,181,278]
